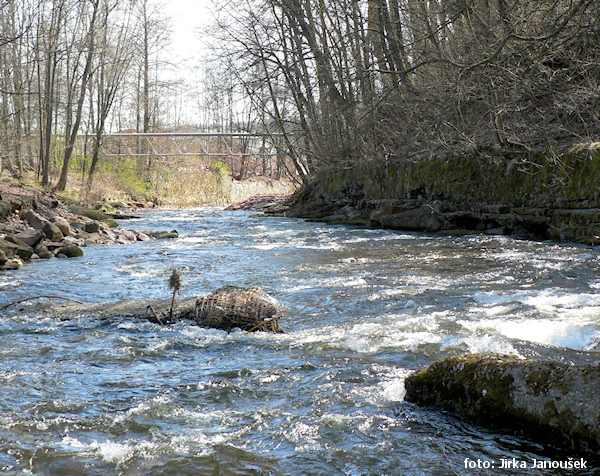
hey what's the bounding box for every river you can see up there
[1,207,599,475]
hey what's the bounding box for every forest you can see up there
[1,0,599,191]
[214,0,600,184]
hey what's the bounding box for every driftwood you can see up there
[34,285,284,333]
[0,295,85,311]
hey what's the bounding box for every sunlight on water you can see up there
[1,207,599,474]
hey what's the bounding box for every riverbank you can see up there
[277,145,600,245]
[0,168,294,272]
[0,181,178,271]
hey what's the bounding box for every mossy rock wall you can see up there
[316,148,600,208]
[404,353,600,455]
[291,148,600,243]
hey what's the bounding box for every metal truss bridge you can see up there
[102,132,284,160]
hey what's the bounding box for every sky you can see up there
[161,0,213,65]
[158,0,215,124]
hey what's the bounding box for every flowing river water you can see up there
[1,207,599,475]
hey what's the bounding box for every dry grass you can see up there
[149,158,294,206]
[18,156,296,207]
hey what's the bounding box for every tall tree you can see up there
[88,0,136,186]
[56,0,101,191]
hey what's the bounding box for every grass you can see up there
[9,154,295,207]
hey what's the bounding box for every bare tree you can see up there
[209,0,599,179]
[55,0,101,191]
[87,0,137,186]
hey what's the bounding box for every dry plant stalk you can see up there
[168,264,182,320]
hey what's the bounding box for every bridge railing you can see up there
[101,132,283,159]
[96,131,298,181]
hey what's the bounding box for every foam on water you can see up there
[3,208,600,474]
[59,436,162,465]
[459,316,600,350]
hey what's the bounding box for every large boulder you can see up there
[56,244,83,258]
[49,216,71,236]
[4,235,34,260]
[22,209,48,230]
[3,257,23,270]
[0,238,19,258]
[34,244,53,259]
[15,229,45,248]
[404,353,600,454]
[42,221,64,241]
[83,220,100,234]
[119,229,138,241]
[0,250,7,266]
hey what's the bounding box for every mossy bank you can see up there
[286,145,600,244]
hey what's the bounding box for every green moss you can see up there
[307,147,600,213]
[406,354,600,454]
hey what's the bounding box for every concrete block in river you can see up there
[404,353,600,454]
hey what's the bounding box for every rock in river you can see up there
[144,229,179,239]
[404,353,600,454]
[56,244,84,258]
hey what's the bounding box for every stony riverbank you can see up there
[0,183,178,271]
[275,146,600,244]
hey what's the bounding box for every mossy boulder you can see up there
[0,238,19,259]
[101,218,119,228]
[404,353,600,454]
[3,257,23,270]
[68,205,109,221]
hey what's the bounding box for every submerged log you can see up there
[40,285,284,333]
[404,353,600,455]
